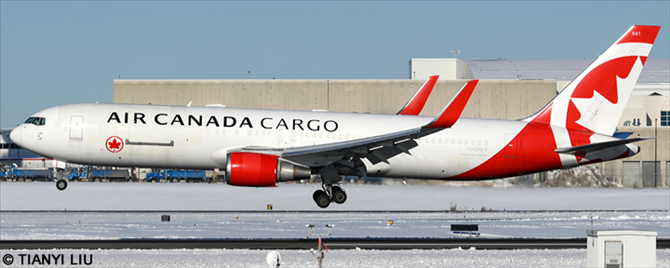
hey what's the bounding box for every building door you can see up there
[622,161,640,187]
[605,241,623,268]
[642,161,661,187]
[503,133,517,158]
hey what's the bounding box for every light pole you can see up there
[654,118,658,187]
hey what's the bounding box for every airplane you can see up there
[10,25,660,208]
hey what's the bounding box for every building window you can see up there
[661,111,669,126]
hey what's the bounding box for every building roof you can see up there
[464,58,669,84]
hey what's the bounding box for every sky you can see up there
[1,1,669,128]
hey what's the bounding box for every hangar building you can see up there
[113,58,669,188]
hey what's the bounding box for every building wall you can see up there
[114,79,556,120]
[594,127,670,188]
[620,94,670,127]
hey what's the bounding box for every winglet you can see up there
[397,75,439,115]
[423,80,478,129]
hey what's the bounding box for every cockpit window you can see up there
[24,117,46,126]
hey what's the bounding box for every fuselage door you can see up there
[503,133,517,158]
[70,116,84,140]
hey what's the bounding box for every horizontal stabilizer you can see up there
[612,132,634,139]
[555,137,654,154]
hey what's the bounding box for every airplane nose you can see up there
[10,126,22,146]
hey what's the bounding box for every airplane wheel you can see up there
[313,190,331,208]
[332,186,347,204]
[56,179,68,191]
[313,190,325,202]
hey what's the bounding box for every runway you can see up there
[2,210,668,241]
[1,183,668,242]
[0,237,591,250]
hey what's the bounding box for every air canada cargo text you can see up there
[107,112,339,132]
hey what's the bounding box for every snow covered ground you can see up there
[0,249,668,267]
[1,210,668,240]
[1,182,668,267]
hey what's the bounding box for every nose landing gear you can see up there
[312,184,347,208]
[56,179,68,191]
[55,169,68,191]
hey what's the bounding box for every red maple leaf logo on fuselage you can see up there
[106,136,124,153]
[108,139,121,149]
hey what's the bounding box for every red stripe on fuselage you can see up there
[448,121,562,180]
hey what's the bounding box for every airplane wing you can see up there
[237,80,478,173]
[396,75,439,116]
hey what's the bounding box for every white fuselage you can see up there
[11,103,526,179]
[11,102,637,181]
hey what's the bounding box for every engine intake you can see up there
[225,152,311,187]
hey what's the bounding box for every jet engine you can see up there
[225,152,311,187]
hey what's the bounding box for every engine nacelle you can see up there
[225,152,311,187]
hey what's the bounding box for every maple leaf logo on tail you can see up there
[539,25,660,137]
[526,25,660,132]
[559,25,659,153]
[564,26,659,136]
[567,56,640,136]
[106,136,124,153]
[518,25,660,168]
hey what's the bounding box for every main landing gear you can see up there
[312,184,347,209]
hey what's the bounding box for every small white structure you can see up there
[409,58,475,80]
[265,251,281,268]
[587,230,657,268]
